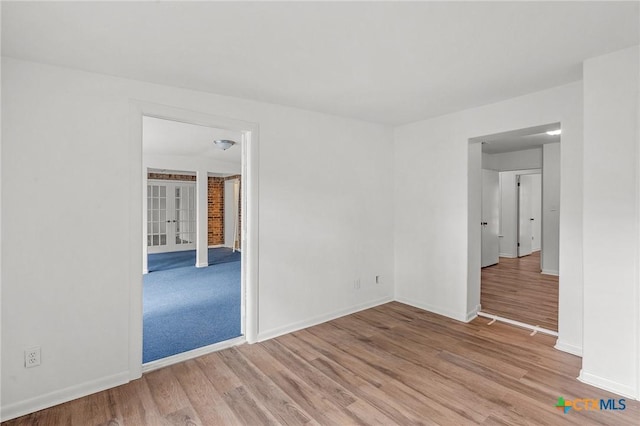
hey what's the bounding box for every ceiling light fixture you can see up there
[546,129,562,136]
[213,139,236,150]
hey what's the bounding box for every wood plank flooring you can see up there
[481,251,559,331]
[4,302,638,425]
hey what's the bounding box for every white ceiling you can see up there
[2,2,639,125]
[143,116,242,163]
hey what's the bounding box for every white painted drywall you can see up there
[541,143,560,274]
[483,147,542,171]
[1,57,395,419]
[394,81,583,355]
[581,45,639,399]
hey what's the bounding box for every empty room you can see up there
[2,2,640,425]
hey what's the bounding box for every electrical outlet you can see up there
[25,346,41,368]
[354,279,361,289]
[376,275,381,284]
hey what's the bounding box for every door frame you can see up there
[128,101,259,380]
[469,123,560,331]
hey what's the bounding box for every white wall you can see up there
[581,45,639,399]
[498,170,541,258]
[541,143,560,274]
[483,147,542,171]
[1,57,395,419]
[394,81,583,355]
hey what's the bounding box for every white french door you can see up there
[147,181,197,253]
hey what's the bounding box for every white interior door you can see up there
[147,181,196,253]
[518,175,533,257]
[529,174,542,252]
[481,169,500,267]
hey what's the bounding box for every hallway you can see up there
[481,252,559,331]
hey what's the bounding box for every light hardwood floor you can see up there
[481,251,559,331]
[4,302,637,425]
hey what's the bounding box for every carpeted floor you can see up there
[143,248,242,363]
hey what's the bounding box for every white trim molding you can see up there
[466,304,482,322]
[0,372,130,422]
[395,297,469,323]
[578,370,638,400]
[477,311,558,337]
[541,269,559,276]
[554,340,583,357]
[142,336,246,374]
[257,297,393,342]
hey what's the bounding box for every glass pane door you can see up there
[147,184,167,248]
[147,181,197,253]
[174,185,196,247]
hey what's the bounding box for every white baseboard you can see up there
[499,253,517,258]
[542,269,559,276]
[477,312,558,336]
[554,340,582,357]
[257,296,393,342]
[465,304,481,322]
[142,336,246,374]
[0,371,130,422]
[394,297,468,322]
[142,268,149,274]
[578,370,638,399]
[195,262,209,268]
[208,244,225,248]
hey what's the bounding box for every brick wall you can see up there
[208,177,224,245]
[147,173,195,181]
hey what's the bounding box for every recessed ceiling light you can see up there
[546,129,561,136]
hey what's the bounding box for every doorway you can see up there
[142,117,245,364]
[474,123,560,334]
[128,102,259,376]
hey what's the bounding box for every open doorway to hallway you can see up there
[142,116,244,364]
[474,123,561,334]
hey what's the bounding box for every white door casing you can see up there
[481,169,500,267]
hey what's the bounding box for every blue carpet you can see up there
[143,248,241,363]
[148,247,241,272]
